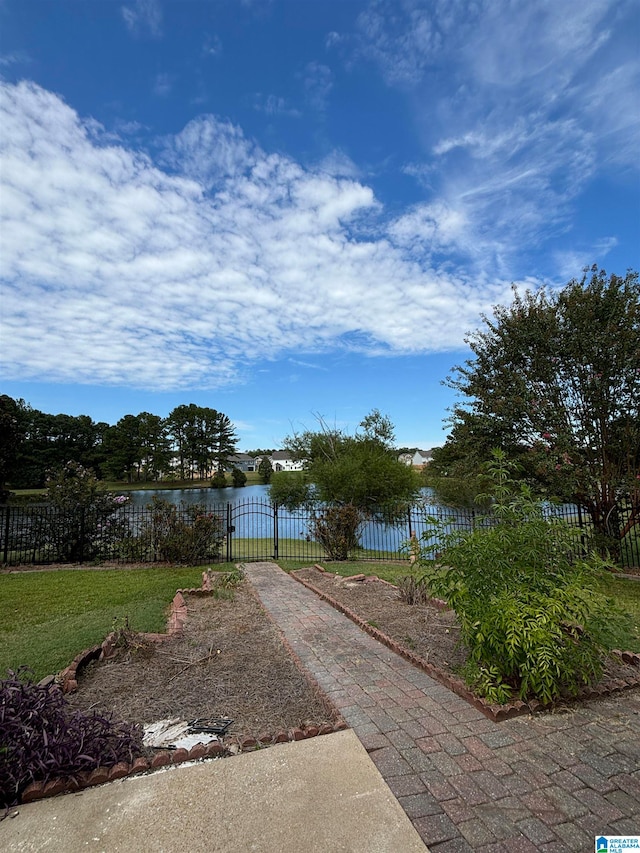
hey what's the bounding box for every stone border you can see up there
[19,721,349,804]
[22,580,346,806]
[57,590,191,694]
[292,567,640,723]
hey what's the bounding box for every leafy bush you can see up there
[269,471,312,510]
[313,504,362,561]
[231,467,247,488]
[210,470,227,489]
[258,456,273,484]
[36,462,130,562]
[419,451,634,704]
[0,668,143,808]
[142,497,224,564]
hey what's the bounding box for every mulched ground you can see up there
[66,581,338,741]
[295,567,468,672]
[293,565,640,701]
[65,565,640,739]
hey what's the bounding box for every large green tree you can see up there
[444,266,640,548]
[275,409,419,509]
[137,412,171,481]
[257,455,273,484]
[270,410,420,559]
[102,415,145,483]
[12,404,107,488]
[424,417,493,508]
[167,404,237,480]
[0,395,24,498]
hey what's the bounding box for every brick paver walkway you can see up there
[243,562,640,852]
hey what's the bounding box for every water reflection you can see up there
[126,484,270,507]
[124,484,455,554]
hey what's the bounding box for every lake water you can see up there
[126,484,270,507]
[124,484,468,554]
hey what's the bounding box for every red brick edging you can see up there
[19,719,348,804]
[58,590,190,694]
[22,581,346,805]
[292,568,640,722]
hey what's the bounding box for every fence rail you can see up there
[0,498,638,568]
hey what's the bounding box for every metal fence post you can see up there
[32,506,39,564]
[273,503,279,560]
[3,505,10,564]
[79,507,85,563]
[226,502,232,562]
[576,503,588,556]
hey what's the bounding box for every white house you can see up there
[399,450,433,467]
[270,451,306,472]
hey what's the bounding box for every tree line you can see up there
[2,264,637,557]
[0,400,238,493]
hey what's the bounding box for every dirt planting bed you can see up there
[293,565,640,718]
[66,581,340,742]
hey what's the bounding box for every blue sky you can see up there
[1,0,638,451]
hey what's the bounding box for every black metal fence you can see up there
[1,498,638,568]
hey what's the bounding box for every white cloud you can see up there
[324,32,343,49]
[202,34,223,57]
[553,237,619,280]
[389,202,467,253]
[288,359,329,371]
[160,115,256,188]
[153,72,173,97]
[355,0,444,86]
[302,62,334,112]
[316,149,361,179]
[121,0,163,38]
[351,0,639,275]
[0,50,31,67]
[1,80,521,391]
[253,94,301,118]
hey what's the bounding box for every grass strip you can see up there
[0,565,234,681]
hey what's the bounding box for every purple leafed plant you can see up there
[0,668,143,809]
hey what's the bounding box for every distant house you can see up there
[270,451,305,472]
[399,450,433,468]
[225,453,257,473]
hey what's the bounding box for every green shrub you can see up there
[258,456,273,484]
[210,470,227,489]
[141,497,224,564]
[419,451,634,704]
[269,471,312,509]
[36,462,131,562]
[312,504,362,561]
[231,467,247,488]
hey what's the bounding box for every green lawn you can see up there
[0,565,233,681]
[2,561,638,684]
[597,574,640,652]
[228,537,326,560]
[229,538,404,562]
[0,559,408,682]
